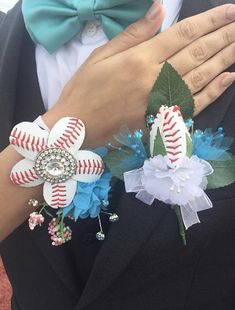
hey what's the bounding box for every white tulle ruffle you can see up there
[124,155,214,229]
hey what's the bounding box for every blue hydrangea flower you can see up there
[63,172,112,221]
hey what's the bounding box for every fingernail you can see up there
[146,0,162,21]
[226,5,235,20]
[221,73,235,87]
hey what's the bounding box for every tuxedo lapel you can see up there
[28,221,82,298]
[0,1,46,150]
[0,2,24,151]
[76,192,171,309]
[0,1,80,298]
[76,0,235,308]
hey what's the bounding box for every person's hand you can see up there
[43,3,235,147]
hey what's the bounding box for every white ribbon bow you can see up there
[124,155,214,229]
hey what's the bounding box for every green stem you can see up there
[43,208,54,218]
[173,205,187,246]
[59,217,64,238]
[38,203,47,215]
[39,202,54,218]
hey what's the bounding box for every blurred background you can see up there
[0,0,17,13]
[0,3,18,309]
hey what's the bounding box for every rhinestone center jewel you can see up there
[34,148,77,184]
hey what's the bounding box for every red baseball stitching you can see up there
[77,159,104,175]
[166,145,181,150]
[160,108,184,164]
[167,151,182,156]
[168,158,179,164]
[164,111,169,120]
[173,106,180,113]
[10,168,38,185]
[163,122,177,133]
[165,130,180,138]
[51,118,84,149]
[10,127,46,152]
[50,185,67,207]
[165,137,181,144]
[163,116,174,127]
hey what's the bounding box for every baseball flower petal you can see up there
[73,150,104,183]
[43,179,77,208]
[9,122,49,161]
[150,106,192,166]
[47,117,85,156]
[10,158,44,187]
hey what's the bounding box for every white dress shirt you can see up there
[0,0,17,13]
[36,0,183,112]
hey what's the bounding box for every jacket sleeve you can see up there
[0,4,23,151]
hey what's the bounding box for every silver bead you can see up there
[109,214,119,223]
[96,231,105,241]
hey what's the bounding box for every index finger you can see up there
[151,3,235,62]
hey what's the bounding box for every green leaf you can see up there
[207,156,235,189]
[153,129,167,157]
[186,134,193,158]
[146,62,195,120]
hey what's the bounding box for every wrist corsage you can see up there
[9,117,118,245]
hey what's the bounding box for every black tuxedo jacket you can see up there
[0,1,235,309]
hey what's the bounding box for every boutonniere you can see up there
[104,62,235,245]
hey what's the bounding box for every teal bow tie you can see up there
[22,0,154,54]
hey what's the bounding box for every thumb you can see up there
[91,0,164,61]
